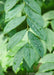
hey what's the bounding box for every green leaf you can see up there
[13,43,39,73]
[24,5,46,40]
[23,43,39,68]
[24,5,44,27]
[24,0,41,14]
[8,41,27,57]
[5,3,24,22]
[8,29,26,50]
[5,0,19,12]
[8,31,28,56]
[51,20,54,31]
[39,62,54,72]
[41,40,47,54]
[27,18,46,40]
[39,54,54,63]
[28,31,44,57]
[44,20,49,28]
[13,48,24,73]
[4,16,26,34]
[36,0,43,7]
[46,28,54,52]
[35,72,53,75]
[43,10,54,21]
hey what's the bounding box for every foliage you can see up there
[0,0,54,75]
